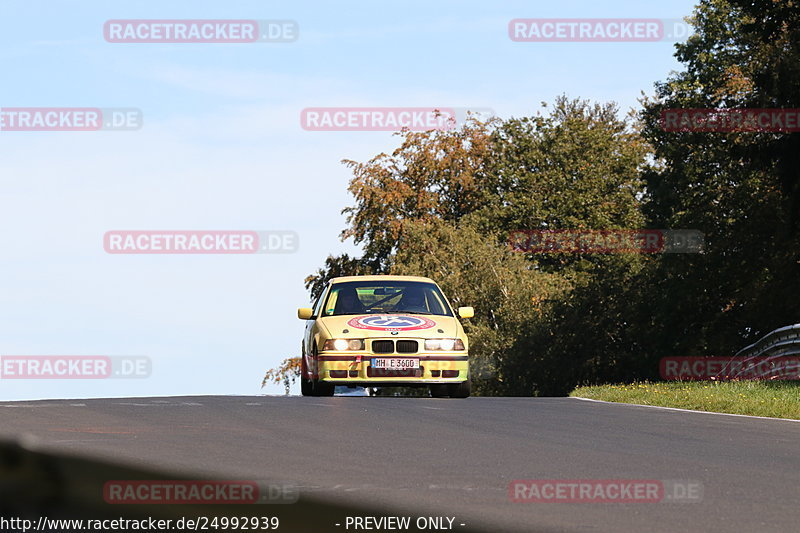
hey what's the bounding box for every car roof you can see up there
[330,275,436,284]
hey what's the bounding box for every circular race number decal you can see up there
[346,315,436,331]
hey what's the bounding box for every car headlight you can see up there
[424,338,465,351]
[322,339,365,351]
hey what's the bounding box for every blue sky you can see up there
[0,0,697,399]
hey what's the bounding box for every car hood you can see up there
[318,314,460,338]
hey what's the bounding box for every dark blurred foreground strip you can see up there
[0,439,489,532]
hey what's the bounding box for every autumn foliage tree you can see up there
[304,101,649,395]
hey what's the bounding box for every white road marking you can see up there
[0,404,59,408]
[111,401,203,407]
[571,396,800,422]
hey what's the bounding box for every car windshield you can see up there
[323,281,453,317]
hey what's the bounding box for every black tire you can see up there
[307,345,335,397]
[429,384,449,398]
[300,356,314,396]
[313,380,335,397]
[448,380,471,398]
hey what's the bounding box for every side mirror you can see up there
[297,308,314,320]
[457,306,474,319]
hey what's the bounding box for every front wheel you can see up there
[309,346,334,396]
[300,356,314,396]
[448,380,471,398]
[429,384,449,398]
[312,379,335,396]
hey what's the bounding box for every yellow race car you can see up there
[297,275,474,398]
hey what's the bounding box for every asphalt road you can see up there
[1,395,799,532]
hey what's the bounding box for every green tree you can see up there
[639,0,800,360]
[390,219,570,395]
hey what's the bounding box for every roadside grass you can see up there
[570,381,800,420]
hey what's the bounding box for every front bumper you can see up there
[316,351,469,384]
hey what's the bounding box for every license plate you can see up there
[371,358,419,370]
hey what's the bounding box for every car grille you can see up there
[369,340,419,354]
[396,340,418,354]
[371,340,394,353]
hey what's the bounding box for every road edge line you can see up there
[570,396,800,423]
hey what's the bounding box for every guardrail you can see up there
[735,323,800,359]
[0,438,423,531]
[659,323,800,380]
